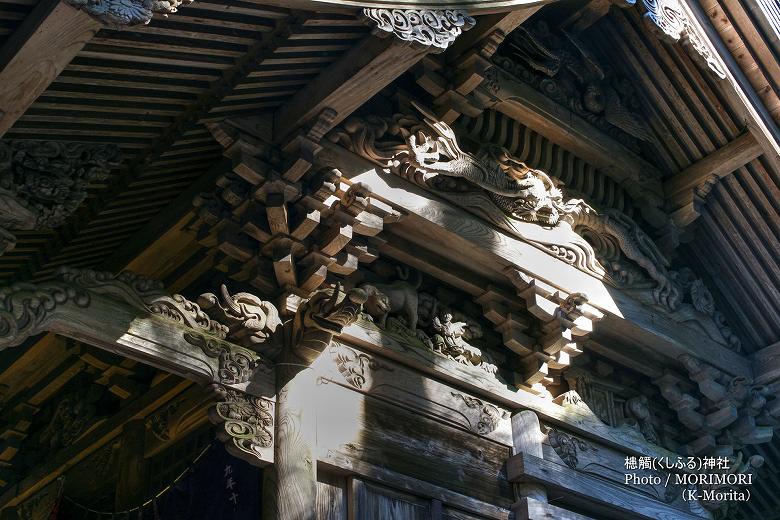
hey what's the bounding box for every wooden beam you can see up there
[0,376,189,510]
[0,0,101,137]
[514,497,596,520]
[273,35,428,142]
[478,74,668,228]
[666,132,762,201]
[507,453,703,520]
[682,0,780,171]
[446,8,541,58]
[665,131,763,226]
[323,143,752,379]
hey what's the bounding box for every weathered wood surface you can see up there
[320,142,751,378]
[338,325,680,460]
[0,291,274,399]
[0,0,100,137]
[317,471,348,520]
[319,452,510,520]
[539,430,691,512]
[265,364,319,520]
[475,69,665,213]
[317,341,513,446]
[446,8,540,58]
[684,0,780,170]
[315,379,513,506]
[274,35,427,142]
[514,497,596,520]
[667,132,763,226]
[506,453,703,520]
[238,0,553,14]
[0,376,189,509]
[350,479,431,520]
[511,411,547,506]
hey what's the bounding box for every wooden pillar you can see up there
[115,419,147,511]
[263,361,319,520]
[511,411,547,515]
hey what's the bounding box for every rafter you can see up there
[666,131,763,227]
[273,34,429,143]
[0,0,100,137]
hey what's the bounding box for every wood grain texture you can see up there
[320,448,510,520]
[274,35,427,141]
[264,363,319,520]
[513,497,596,520]
[316,381,513,506]
[507,453,703,520]
[666,131,763,226]
[321,143,752,378]
[0,0,100,137]
[317,472,347,520]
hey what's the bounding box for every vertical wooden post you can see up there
[511,411,547,512]
[263,361,319,520]
[115,419,147,511]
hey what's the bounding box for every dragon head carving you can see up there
[197,285,282,349]
[291,283,367,363]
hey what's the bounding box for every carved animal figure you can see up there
[431,312,490,368]
[624,395,660,445]
[358,268,422,331]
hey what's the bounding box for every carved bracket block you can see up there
[641,0,727,79]
[362,9,476,53]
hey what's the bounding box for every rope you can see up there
[62,443,212,517]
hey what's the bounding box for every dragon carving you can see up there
[331,114,680,309]
[289,283,367,364]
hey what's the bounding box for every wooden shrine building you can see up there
[1,0,780,518]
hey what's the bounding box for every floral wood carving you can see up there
[0,279,90,349]
[148,293,229,339]
[362,8,475,52]
[65,0,193,26]
[641,0,727,79]
[547,428,592,469]
[0,140,120,254]
[451,392,508,435]
[210,385,274,467]
[183,331,261,385]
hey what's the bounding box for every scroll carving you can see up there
[183,332,260,385]
[641,0,727,79]
[547,428,592,469]
[195,284,282,350]
[65,0,193,26]
[0,141,120,254]
[0,280,90,349]
[210,385,274,467]
[362,8,475,52]
[330,344,393,390]
[451,392,508,435]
